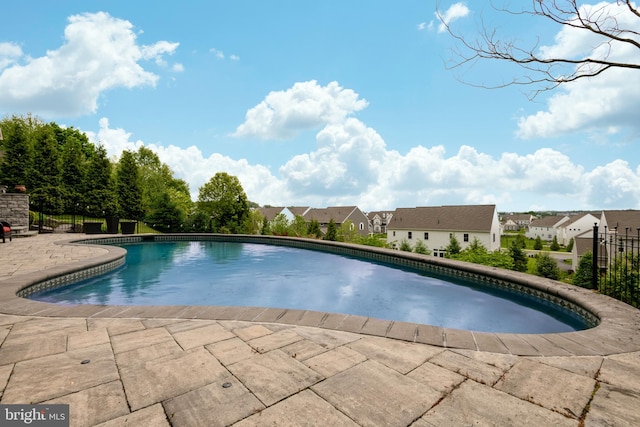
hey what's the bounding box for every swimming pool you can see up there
[29,240,589,334]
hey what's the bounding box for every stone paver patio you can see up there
[1,234,639,426]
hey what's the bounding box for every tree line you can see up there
[0,114,253,233]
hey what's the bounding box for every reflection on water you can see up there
[30,241,587,333]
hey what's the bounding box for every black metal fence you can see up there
[593,225,640,308]
[31,204,139,235]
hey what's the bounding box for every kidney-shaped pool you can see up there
[29,240,590,334]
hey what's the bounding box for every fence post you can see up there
[592,223,599,290]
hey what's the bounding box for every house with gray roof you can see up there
[368,210,394,234]
[557,212,599,246]
[526,215,570,241]
[500,213,536,231]
[386,205,501,255]
[257,207,295,222]
[303,206,370,236]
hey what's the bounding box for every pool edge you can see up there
[3,234,640,357]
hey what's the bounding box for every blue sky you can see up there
[1,1,638,212]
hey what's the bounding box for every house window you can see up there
[493,233,496,242]
[424,232,429,240]
[393,231,396,237]
[350,223,355,231]
[408,231,412,239]
[464,233,469,242]
[359,222,364,230]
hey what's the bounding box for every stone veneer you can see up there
[0,193,29,227]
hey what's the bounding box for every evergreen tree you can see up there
[84,145,118,217]
[550,236,560,251]
[573,251,594,289]
[323,218,337,241]
[307,219,321,238]
[509,239,528,272]
[60,132,87,213]
[29,124,65,214]
[0,118,33,189]
[146,192,184,232]
[445,233,461,256]
[535,252,561,280]
[534,236,543,250]
[116,150,144,220]
[566,238,574,253]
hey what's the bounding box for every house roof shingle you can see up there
[303,206,360,224]
[387,205,496,232]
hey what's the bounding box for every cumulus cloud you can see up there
[0,42,23,70]
[86,79,639,211]
[232,80,369,140]
[518,1,640,139]
[0,12,179,118]
[88,114,639,211]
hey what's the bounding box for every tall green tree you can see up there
[84,145,118,217]
[573,252,594,289]
[307,219,321,238]
[29,124,63,213]
[197,172,249,233]
[0,117,34,189]
[509,239,528,272]
[445,233,461,256]
[323,218,337,241]
[116,150,144,220]
[60,132,88,213]
[550,236,560,251]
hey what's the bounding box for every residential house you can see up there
[386,205,501,255]
[368,211,394,234]
[598,209,640,258]
[557,212,599,246]
[257,207,295,223]
[571,210,640,271]
[526,215,570,241]
[500,213,536,231]
[303,206,371,236]
[288,206,311,217]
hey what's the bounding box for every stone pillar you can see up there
[0,193,30,228]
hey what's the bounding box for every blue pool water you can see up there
[30,241,588,333]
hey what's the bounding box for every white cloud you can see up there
[0,12,179,118]
[210,48,225,59]
[0,42,23,70]
[232,80,369,140]
[88,113,639,212]
[436,2,470,33]
[417,22,427,31]
[85,79,639,212]
[518,1,640,139]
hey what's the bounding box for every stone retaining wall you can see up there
[0,193,30,227]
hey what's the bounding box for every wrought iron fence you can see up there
[593,225,640,308]
[31,200,138,235]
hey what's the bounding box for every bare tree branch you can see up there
[438,0,640,98]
